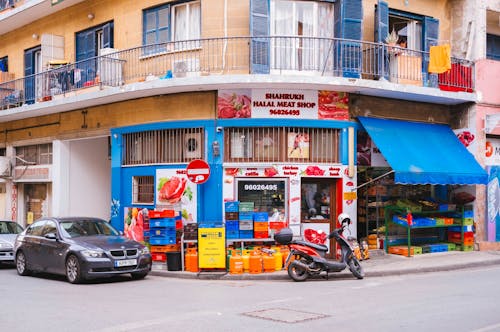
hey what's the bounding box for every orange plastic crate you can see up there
[254,222,269,232]
[150,244,181,253]
[388,246,422,256]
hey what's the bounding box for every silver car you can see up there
[0,220,24,265]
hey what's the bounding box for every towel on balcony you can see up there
[428,44,451,74]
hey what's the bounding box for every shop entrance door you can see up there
[301,178,338,258]
[24,183,48,225]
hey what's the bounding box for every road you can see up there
[0,264,499,332]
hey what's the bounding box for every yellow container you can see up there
[274,250,283,271]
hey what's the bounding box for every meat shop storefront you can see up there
[218,89,357,257]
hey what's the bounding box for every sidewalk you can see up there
[149,250,500,280]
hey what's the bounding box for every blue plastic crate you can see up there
[149,236,176,245]
[421,244,448,253]
[143,230,150,237]
[253,212,269,222]
[412,218,436,227]
[198,222,224,228]
[226,230,239,239]
[448,225,474,232]
[239,212,254,221]
[149,218,176,228]
[463,210,474,218]
[239,230,254,239]
[224,201,239,212]
[150,227,176,238]
[225,220,239,231]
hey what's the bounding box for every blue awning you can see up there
[358,117,488,185]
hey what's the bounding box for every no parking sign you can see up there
[186,159,211,184]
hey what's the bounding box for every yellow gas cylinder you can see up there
[274,250,283,271]
[242,250,251,273]
[249,250,263,274]
[229,253,244,274]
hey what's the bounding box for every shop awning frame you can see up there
[358,117,488,185]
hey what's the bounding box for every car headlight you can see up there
[81,249,105,258]
[140,247,150,255]
[0,243,12,249]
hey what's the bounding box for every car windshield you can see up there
[59,219,120,238]
[0,221,24,234]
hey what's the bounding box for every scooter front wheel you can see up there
[287,260,309,282]
[348,258,365,279]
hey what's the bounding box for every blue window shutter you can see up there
[334,0,362,78]
[102,22,114,49]
[423,17,439,87]
[24,49,35,104]
[374,0,388,43]
[250,0,270,74]
[375,1,389,80]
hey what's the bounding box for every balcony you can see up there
[0,36,476,120]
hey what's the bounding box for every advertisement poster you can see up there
[217,89,349,120]
[485,137,500,166]
[198,227,226,268]
[123,207,148,242]
[454,128,477,153]
[487,166,500,242]
[156,169,197,223]
[287,132,310,158]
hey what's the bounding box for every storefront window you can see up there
[301,179,334,222]
[236,179,287,222]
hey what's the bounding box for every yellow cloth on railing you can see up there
[428,44,451,74]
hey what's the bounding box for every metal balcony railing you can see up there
[0,36,475,111]
[0,0,16,12]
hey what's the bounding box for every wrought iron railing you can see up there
[0,36,475,111]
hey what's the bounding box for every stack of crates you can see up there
[239,202,254,239]
[183,223,198,240]
[225,201,240,239]
[447,224,474,251]
[253,212,269,238]
[142,211,150,244]
[150,244,181,262]
[149,209,177,245]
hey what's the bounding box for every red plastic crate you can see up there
[148,209,176,218]
[254,231,269,239]
[269,222,286,230]
[151,252,166,262]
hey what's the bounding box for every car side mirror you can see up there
[45,232,58,240]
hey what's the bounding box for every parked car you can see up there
[0,220,24,265]
[14,217,152,283]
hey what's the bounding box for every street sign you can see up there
[186,159,211,184]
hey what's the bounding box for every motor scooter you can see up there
[274,213,364,282]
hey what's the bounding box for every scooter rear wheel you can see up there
[348,258,365,279]
[287,260,309,282]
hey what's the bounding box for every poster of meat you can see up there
[156,169,197,223]
[317,90,349,120]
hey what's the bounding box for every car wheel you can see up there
[66,255,84,284]
[130,271,148,280]
[16,251,30,276]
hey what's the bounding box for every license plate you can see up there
[115,259,137,267]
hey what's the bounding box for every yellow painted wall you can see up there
[0,91,216,143]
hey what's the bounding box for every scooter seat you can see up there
[293,240,328,252]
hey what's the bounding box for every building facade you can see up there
[0,0,497,252]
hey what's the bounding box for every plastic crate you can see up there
[224,201,239,212]
[253,212,269,222]
[150,218,176,228]
[239,230,254,239]
[388,246,422,256]
[225,212,239,221]
[150,236,176,245]
[150,244,181,253]
[421,244,448,253]
[456,244,474,251]
[254,221,269,232]
[151,252,167,262]
[239,221,253,230]
[269,222,286,230]
[239,212,254,221]
[254,231,269,239]
[149,210,176,218]
[225,220,239,231]
[238,202,255,212]
[226,229,240,239]
[463,210,474,218]
[150,227,176,238]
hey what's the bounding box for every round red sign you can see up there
[186,159,211,184]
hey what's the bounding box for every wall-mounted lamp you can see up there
[212,141,220,157]
[32,34,39,40]
[87,13,95,20]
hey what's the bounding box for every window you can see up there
[132,176,155,204]
[236,178,287,221]
[26,220,46,236]
[143,1,201,54]
[123,128,204,165]
[16,143,53,165]
[224,127,339,163]
[0,56,7,72]
[42,220,57,236]
[487,34,500,61]
[270,0,334,72]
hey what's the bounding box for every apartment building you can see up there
[0,0,496,252]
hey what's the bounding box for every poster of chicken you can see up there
[156,168,197,223]
[124,207,148,242]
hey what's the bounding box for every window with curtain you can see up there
[143,1,201,54]
[270,0,334,72]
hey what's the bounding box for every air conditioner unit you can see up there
[172,58,200,78]
[184,133,202,159]
[0,157,11,178]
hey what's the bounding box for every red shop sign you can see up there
[186,159,211,184]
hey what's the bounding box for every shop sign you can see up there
[186,159,210,184]
[485,138,500,166]
[198,227,226,268]
[217,89,349,120]
[344,192,357,200]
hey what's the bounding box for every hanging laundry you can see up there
[428,44,451,74]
